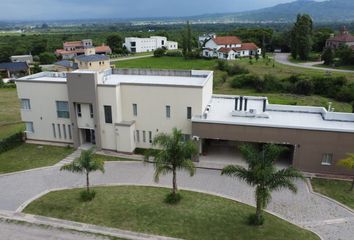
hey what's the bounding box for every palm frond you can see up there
[154,164,173,183]
[179,159,196,177]
[221,165,255,185]
[268,167,304,193]
[60,159,84,173]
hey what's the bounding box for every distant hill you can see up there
[188,0,354,23]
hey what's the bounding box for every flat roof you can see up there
[192,96,354,133]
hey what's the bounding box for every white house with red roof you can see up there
[202,36,261,60]
[325,26,354,51]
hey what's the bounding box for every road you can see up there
[274,53,354,73]
[0,219,110,240]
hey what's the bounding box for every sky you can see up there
[1,0,310,21]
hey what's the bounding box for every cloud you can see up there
[0,0,299,21]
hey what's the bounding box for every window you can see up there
[133,104,138,116]
[57,124,61,138]
[25,122,34,133]
[52,123,56,138]
[149,131,152,143]
[63,124,67,139]
[56,101,69,118]
[104,105,112,124]
[143,131,146,143]
[77,104,82,117]
[136,130,140,142]
[187,107,192,120]
[21,99,31,110]
[68,124,72,139]
[321,154,333,166]
[183,134,191,142]
[166,105,171,118]
[89,104,94,118]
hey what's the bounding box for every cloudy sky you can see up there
[1,0,310,20]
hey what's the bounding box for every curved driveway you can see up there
[0,160,353,240]
[274,53,354,73]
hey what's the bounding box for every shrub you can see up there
[263,74,284,92]
[248,213,265,226]
[216,59,228,71]
[227,64,249,76]
[39,52,57,64]
[0,132,24,153]
[165,51,183,57]
[230,74,260,89]
[164,193,182,204]
[294,78,314,95]
[153,48,166,57]
[80,190,96,202]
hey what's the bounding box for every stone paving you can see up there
[0,159,353,240]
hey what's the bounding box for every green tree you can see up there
[153,48,166,57]
[39,52,57,64]
[337,154,354,191]
[290,14,313,60]
[106,35,123,54]
[322,48,334,65]
[221,144,304,225]
[182,21,193,58]
[336,45,353,65]
[146,128,197,202]
[60,149,105,199]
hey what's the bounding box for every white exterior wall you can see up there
[16,82,73,144]
[166,41,178,50]
[124,37,177,53]
[76,103,95,129]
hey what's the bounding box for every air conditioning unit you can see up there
[249,109,257,114]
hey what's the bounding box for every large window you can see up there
[104,105,112,124]
[321,153,333,166]
[21,99,31,110]
[56,101,69,118]
[25,122,34,133]
[133,104,138,116]
[187,107,192,120]
[166,105,171,118]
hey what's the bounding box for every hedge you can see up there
[0,132,24,154]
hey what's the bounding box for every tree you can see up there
[106,34,123,54]
[336,45,354,65]
[322,48,334,65]
[39,52,57,64]
[60,148,105,200]
[221,144,304,225]
[182,21,193,58]
[290,14,313,60]
[31,64,42,74]
[146,128,197,203]
[153,48,166,57]
[337,154,354,191]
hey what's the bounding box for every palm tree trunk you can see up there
[172,168,177,195]
[86,172,90,193]
[256,196,262,223]
[350,177,354,192]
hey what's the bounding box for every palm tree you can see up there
[60,148,104,194]
[337,153,354,191]
[146,128,197,198]
[221,144,304,225]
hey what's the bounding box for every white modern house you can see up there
[202,36,261,60]
[123,36,178,53]
[15,67,354,176]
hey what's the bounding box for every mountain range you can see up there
[186,0,354,23]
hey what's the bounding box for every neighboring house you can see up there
[10,55,33,64]
[325,26,354,50]
[55,39,112,60]
[123,36,178,53]
[74,54,110,72]
[53,60,78,72]
[198,33,216,46]
[0,62,30,78]
[16,67,354,176]
[202,36,261,60]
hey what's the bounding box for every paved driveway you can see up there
[0,160,353,240]
[274,53,354,73]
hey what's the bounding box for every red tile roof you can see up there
[213,36,242,45]
[95,45,112,54]
[328,33,354,43]
[63,41,83,47]
[218,43,259,53]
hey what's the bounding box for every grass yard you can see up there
[311,178,354,210]
[93,154,136,162]
[0,123,24,140]
[314,64,354,71]
[0,88,21,124]
[0,144,74,174]
[24,186,319,240]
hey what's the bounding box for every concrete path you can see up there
[274,53,354,73]
[0,158,353,239]
[54,149,81,167]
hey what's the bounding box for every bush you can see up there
[263,74,284,92]
[0,132,24,153]
[294,78,314,95]
[248,214,265,226]
[39,52,57,64]
[164,193,182,204]
[80,190,96,202]
[153,48,166,57]
[216,60,228,71]
[165,51,183,57]
[230,74,260,89]
[227,64,249,76]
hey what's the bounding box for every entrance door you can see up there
[85,129,91,143]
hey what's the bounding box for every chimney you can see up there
[235,97,239,111]
[239,96,243,111]
[263,99,267,112]
[244,98,248,111]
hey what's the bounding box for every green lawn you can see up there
[314,64,354,71]
[0,144,74,174]
[93,154,136,162]
[287,53,321,64]
[24,186,319,240]
[0,123,24,140]
[311,178,354,210]
[0,88,21,124]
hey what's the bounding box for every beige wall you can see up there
[16,81,73,144]
[76,60,110,71]
[76,103,95,129]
